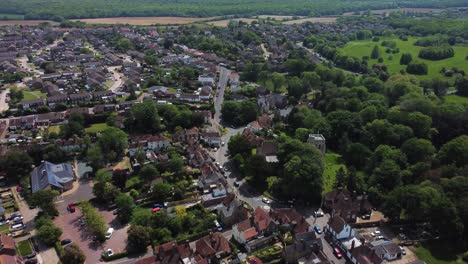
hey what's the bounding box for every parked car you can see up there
[314,225,322,234]
[11,223,24,230]
[106,248,114,257]
[314,211,324,217]
[153,203,166,208]
[25,253,36,259]
[105,228,114,239]
[67,203,76,213]
[61,239,72,246]
[234,182,240,187]
[7,213,21,220]
[400,246,406,255]
[399,241,414,246]
[333,247,342,259]
[151,207,161,213]
[361,214,371,219]
[262,197,272,204]
[24,259,38,264]
[376,235,385,240]
[371,231,381,237]
[0,220,9,226]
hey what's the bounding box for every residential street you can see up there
[108,66,124,92]
[0,88,10,113]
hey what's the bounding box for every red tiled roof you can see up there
[243,227,259,240]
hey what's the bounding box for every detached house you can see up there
[283,231,324,264]
[195,232,232,263]
[326,215,355,241]
[323,188,372,223]
[200,131,221,147]
[30,161,76,193]
[217,193,249,227]
[128,135,171,156]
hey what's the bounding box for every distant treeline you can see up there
[0,0,467,21]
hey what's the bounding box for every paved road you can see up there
[0,88,10,113]
[108,66,124,92]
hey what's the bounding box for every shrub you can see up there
[407,61,428,75]
[418,46,454,61]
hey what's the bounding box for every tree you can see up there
[60,113,85,138]
[271,72,286,92]
[61,244,86,264]
[370,45,380,59]
[221,100,258,126]
[334,167,347,188]
[38,222,62,246]
[128,100,161,133]
[228,134,252,157]
[127,225,152,253]
[80,201,107,241]
[140,164,160,182]
[116,193,135,224]
[93,169,120,203]
[302,71,320,91]
[86,145,105,172]
[116,38,134,52]
[343,143,372,169]
[400,53,412,65]
[151,182,172,203]
[455,75,468,97]
[98,127,128,162]
[0,150,33,180]
[438,135,468,167]
[406,61,428,75]
[30,189,60,216]
[169,153,184,175]
[401,138,435,164]
[287,76,304,99]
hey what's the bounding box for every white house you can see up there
[326,215,355,240]
[200,132,221,147]
[128,135,171,156]
[198,74,216,85]
[370,240,402,261]
[232,219,258,245]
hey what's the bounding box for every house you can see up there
[104,53,123,65]
[258,94,288,113]
[350,245,385,264]
[253,207,277,235]
[199,86,212,101]
[217,193,249,227]
[201,187,228,207]
[185,127,200,142]
[307,134,326,155]
[69,92,92,105]
[30,161,76,193]
[195,232,231,262]
[258,114,272,130]
[200,131,221,147]
[326,215,355,240]
[232,219,259,244]
[8,115,36,131]
[0,234,16,263]
[135,241,195,264]
[179,93,200,103]
[21,98,44,110]
[93,90,115,102]
[370,240,402,261]
[256,141,279,163]
[229,72,240,91]
[242,128,264,147]
[128,135,171,156]
[195,110,212,124]
[198,162,225,191]
[47,94,69,106]
[93,104,116,114]
[198,74,216,85]
[36,112,65,126]
[323,188,372,223]
[270,208,310,234]
[283,231,323,264]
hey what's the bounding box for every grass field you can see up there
[21,90,47,101]
[48,125,61,134]
[322,152,346,194]
[415,245,468,264]
[0,14,24,20]
[85,123,109,133]
[208,18,258,27]
[340,36,468,79]
[0,224,9,234]
[16,240,33,256]
[283,17,337,24]
[445,94,468,104]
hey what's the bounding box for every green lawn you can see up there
[0,224,9,234]
[85,123,109,133]
[48,125,61,134]
[340,36,468,79]
[16,240,33,256]
[445,94,468,104]
[415,246,468,264]
[21,90,47,102]
[0,13,24,20]
[322,152,346,194]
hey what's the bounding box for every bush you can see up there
[101,251,128,261]
[407,61,428,75]
[418,46,454,61]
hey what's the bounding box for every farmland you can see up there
[0,20,53,26]
[340,36,468,78]
[71,16,219,25]
[283,16,337,24]
[207,18,258,27]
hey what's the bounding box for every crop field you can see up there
[256,15,302,20]
[71,16,218,25]
[283,16,337,24]
[342,8,445,16]
[340,36,468,78]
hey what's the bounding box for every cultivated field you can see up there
[71,16,218,25]
[207,18,258,27]
[340,36,468,78]
[283,17,337,24]
[0,20,53,26]
[343,8,445,16]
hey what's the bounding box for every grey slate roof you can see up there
[31,161,75,193]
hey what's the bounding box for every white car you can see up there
[314,211,324,217]
[105,228,114,239]
[106,249,114,257]
[376,235,385,240]
[371,231,381,237]
[399,246,406,255]
[262,197,271,204]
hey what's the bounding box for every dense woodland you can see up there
[0,0,467,20]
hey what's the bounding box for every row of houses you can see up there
[21,89,115,109]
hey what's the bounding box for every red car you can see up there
[333,247,343,259]
[67,203,76,213]
[151,207,161,213]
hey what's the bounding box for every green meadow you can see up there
[341,37,468,79]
